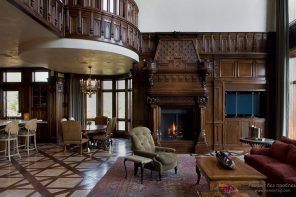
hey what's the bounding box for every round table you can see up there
[81,124,107,134]
[240,137,274,148]
[81,124,107,148]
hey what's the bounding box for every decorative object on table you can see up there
[249,125,261,139]
[80,65,100,98]
[215,151,236,169]
[218,183,239,195]
[23,113,30,121]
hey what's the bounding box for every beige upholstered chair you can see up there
[130,127,178,180]
[94,116,108,125]
[93,117,116,150]
[18,119,38,155]
[0,121,21,161]
[61,121,88,154]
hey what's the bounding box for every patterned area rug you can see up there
[90,155,208,197]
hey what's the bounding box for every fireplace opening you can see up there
[160,108,193,141]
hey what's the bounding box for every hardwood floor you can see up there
[0,139,132,196]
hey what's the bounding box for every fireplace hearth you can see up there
[161,108,193,141]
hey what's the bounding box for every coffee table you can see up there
[196,157,266,195]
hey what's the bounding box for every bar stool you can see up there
[0,121,21,161]
[18,119,38,155]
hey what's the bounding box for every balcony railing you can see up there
[9,0,140,53]
[10,0,64,36]
[64,7,140,53]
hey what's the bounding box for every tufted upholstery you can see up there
[130,127,155,153]
[130,127,178,180]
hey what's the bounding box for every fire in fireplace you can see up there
[160,108,193,141]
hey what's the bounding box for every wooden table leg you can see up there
[196,164,201,184]
[124,159,127,178]
[141,163,144,184]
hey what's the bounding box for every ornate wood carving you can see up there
[10,0,64,36]
[142,32,273,55]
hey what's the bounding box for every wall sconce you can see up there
[144,59,158,86]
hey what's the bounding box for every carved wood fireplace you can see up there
[146,37,210,153]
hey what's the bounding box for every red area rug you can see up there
[90,155,208,197]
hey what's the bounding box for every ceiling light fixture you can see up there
[80,65,100,97]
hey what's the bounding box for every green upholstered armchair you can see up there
[129,127,177,180]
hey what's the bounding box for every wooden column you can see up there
[195,96,210,154]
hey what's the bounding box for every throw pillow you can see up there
[286,144,296,165]
[270,140,290,162]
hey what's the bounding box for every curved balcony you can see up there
[64,0,140,53]
[8,0,140,75]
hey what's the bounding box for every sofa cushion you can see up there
[244,154,281,175]
[265,163,296,181]
[286,144,296,165]
[270,140,290,162]
[285,177,296,184]
[279,136,296,146]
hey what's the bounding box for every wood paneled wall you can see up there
[135,32,276,151]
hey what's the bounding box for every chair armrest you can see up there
[155,146,176,153]
[134,150,158,159]
[250,147,271,156]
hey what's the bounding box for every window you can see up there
[103,0,108,11]
[289,58,296,139]
[289,0,296,22]
[102,92,112,117]
[3,72,22,82]
[86,93,97,124]
[3,91,21,117]
[109,0,114,13]
[100,78,132,133]
[32,71,49,82]
[225,91,265,118]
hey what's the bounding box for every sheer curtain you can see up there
[68,74,85,124]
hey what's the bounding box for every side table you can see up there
[124,155,153,184]
[240,137,274,148]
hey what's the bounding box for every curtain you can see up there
[275,0,289,138]
[68,74,85,124]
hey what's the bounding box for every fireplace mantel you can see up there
[146,37,211,153]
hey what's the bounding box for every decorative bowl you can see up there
[215,151,236,169]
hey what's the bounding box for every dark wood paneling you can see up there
[237,60,253,78]
[220,60,236,78]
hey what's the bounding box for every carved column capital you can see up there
[147,96,160,106]
[197,59,212,90]
[196,96,208,107]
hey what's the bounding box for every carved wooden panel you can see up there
[155,40,198,65]
[237,60,253,78]
[220,60,236,78]
[223,119,241,146]
[254,60,266,78]
[241,120,252,138]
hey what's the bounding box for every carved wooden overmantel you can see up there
[146,37,211,153]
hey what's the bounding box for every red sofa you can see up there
[244,137,296,194]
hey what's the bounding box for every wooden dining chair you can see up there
[94,116,108,125]
[93,117,116,150]
[61,121,88,154]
